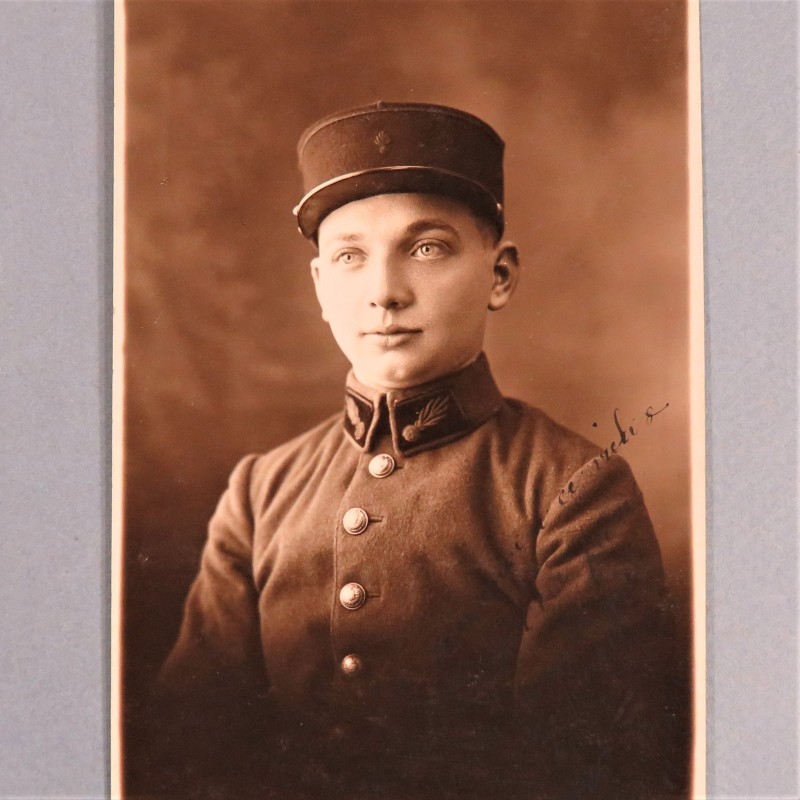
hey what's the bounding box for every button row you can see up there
[337,453,394,682]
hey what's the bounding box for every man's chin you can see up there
[353,354,435,392]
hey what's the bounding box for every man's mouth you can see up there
[365,325,421,336]
[362,325,422,346]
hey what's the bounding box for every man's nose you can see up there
[366,256,413,310]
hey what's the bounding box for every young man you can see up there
[153,102,681,799]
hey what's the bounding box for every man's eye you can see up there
[332,250,364,266]
[412,241,447,259]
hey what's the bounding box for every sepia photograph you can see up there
[113,1,705,798]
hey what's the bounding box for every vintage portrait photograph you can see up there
[113,1,705,798]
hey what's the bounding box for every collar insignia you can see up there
[401,394,450,443]
[393,390,468,454]
[345,395,366,441]
[344,393,370,444]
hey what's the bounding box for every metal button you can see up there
[368,453,395,478]
[339,582,367,610]
[341,654,363,676]
[342,507,369,535]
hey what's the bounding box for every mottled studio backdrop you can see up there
[122,0,692,771]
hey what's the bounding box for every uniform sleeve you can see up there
[512,454,683,800]
[158,453,265,693]
[145,454,274,798]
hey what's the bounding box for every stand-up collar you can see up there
[343,353,504,456]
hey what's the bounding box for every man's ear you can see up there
[310,257,328,322]
[488,242,520,311]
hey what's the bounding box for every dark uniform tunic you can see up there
[153,355,681,800]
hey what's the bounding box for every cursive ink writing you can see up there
[592,403,669,471]
[645,402,669,423]
[552,402,669,511]
[557,480,578,505]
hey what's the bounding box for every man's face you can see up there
[311,193,517,391]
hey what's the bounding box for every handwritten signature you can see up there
[555,402,669,507]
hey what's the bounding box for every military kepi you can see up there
[294,101,505,240]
